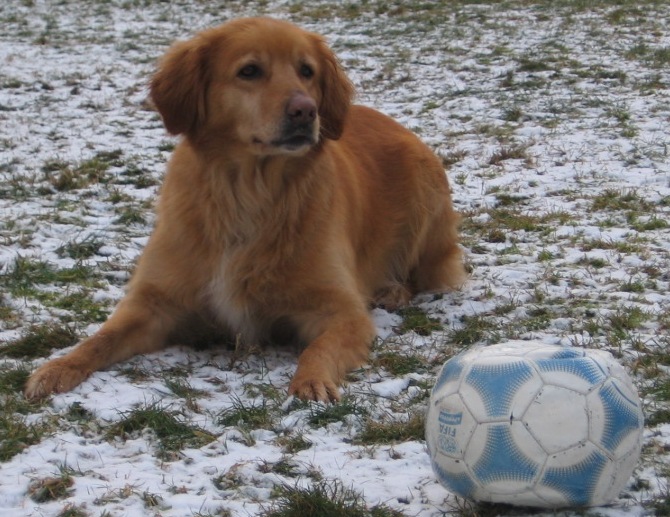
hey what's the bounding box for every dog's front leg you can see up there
[289,307,376,403]
[24,285,180,400]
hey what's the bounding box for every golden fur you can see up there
[25,18,465,402]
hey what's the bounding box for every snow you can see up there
[1,0,670,516]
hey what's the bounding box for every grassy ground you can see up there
[1,0,670,516]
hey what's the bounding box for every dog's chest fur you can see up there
[200,163,326,341]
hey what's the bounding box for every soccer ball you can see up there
[426,341,644,508]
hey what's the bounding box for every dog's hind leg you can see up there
[413,205,467,294]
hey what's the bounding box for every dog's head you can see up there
[150,18,355,156]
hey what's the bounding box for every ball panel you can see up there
[602,445,642,504]
[525,345,586,361]
[432,355,465,395]
[539,443,609,507]
[462,359,541,421]
[470,423,544,489]
[524,386,589,454]
[535,357,607,393]
[589,379,644,455]
[432,462,477,500]
[427,393,478,460]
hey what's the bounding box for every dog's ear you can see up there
[150,37,211,136]
[316,38,355,141]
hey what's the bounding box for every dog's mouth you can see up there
[271,134,316,150]
[253,124,318,155]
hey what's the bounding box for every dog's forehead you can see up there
[219,20,318,62]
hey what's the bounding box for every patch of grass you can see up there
[260,479,405,517]
[501,105,524,122]
[57,235,104,260]
[607,306,649,338]
[590,189,653,212]
[495,193,530,206]
[465,208,570,238]
[649,47,670,68]
[64,402,95,424]
[107,403,216,459]
[259,457,300,478]
[28,473,74,503]
[487,208,541,232]
[1,256,100,297]
[488,145,532,166]
[576,256,609,269]
[619,278,645,293]
[308,397,368,428]
[166,378,208,412]
[117,164,158,189]
[449,315,498,347]
[0,364,30,394]
[49,290,110,323]
[646,409,670,427]
[580,238,643,253]
[0,410,47,461]
[374,350,426,376]
[355,413,425,445]
[114,206,146,225]
[275,432,313,454]
[396,307,442,336]
[632,217,669,232]
[0,323,78,359]
[56,504,88,517]
[649,379,670,402]
[217,395,275,430]
[42,150,122,191]
[440,149,468,168]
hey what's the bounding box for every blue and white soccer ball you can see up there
[426,341,644,508]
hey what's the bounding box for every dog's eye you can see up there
[238,64,262,80]
[300,64,314,79]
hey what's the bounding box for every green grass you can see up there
[106,403,217,459]
[396,307,443,336]
[57,235,104,260]
[0,363,30,394]
[308,397,368,428]
[0,323,78,360]
[217,395,276,431]
[275,432,313,454]
[1,256,101,298]
[42,150,123,191]
[0,411,49,461]
[355,413,425,445]
[374,350,426,376]
[590,189,653,212]
[450,315,499,347]
[260,480,406,517]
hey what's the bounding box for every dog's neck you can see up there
[190,141,330,249]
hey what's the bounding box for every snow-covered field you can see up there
[1,1,669,516]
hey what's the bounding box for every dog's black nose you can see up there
[286,93,317,125]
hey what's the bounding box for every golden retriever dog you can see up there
[25,17,465,403]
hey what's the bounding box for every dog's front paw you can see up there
[289,374,341,403]
[24,360,90,400]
